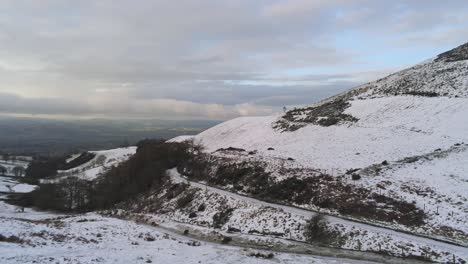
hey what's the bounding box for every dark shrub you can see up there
[403,91,439,97]
[144,234,156,241]
[227,227,241,233]
[216,147,246,152]
[197,203,206,212]
[352,174,361,180]
[0,234,25,244]
[304,214,343,246]
[221,236,232,244]
[188,212,197,218]
[248,252,274,259]
[213,208,234,229]
[176,191,195,209]
[317,117,339,126]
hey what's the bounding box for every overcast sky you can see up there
[0,0,467,120]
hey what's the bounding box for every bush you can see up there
[208,162,271,195]
[248,252,274,259]
[213,208,234,229]
[176,191,195,209]
[0,234,25,244]
[351,174,361,180]
[304,214,343,246]
[403,91,439,97]
[188,212,197,218]
[221,236,232,244]
[197,203,206,212]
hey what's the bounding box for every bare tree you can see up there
[0,165,7,175]
[61,175,88,211]
[12,166,25,177]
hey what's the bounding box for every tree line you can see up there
[13,140,194,212]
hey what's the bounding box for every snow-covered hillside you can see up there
[175,42,468,247]
[194,96,467,171]
[53,147,136,181]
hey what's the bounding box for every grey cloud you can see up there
[0,1,467,119]
[0,92,90,115]
[0,92,275,120]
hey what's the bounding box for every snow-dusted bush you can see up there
[304,214,344,247]
[212,208,234,229]
[176,191,195,209]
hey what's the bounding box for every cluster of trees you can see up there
[91,139,193,209]
[23,158,63,184]
[12,166,25,177]
[0,165,25,176]
[59,152,96,170]
[16,140,195,212]
[16,177,91,212]
[22,152,95,184]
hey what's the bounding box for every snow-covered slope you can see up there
[194,96,467,172]
[193,42,468,171]
[53,147,136,181]
[177,42,468,245]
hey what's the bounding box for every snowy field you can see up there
[0,212,380,264]
[0,176,36,193]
